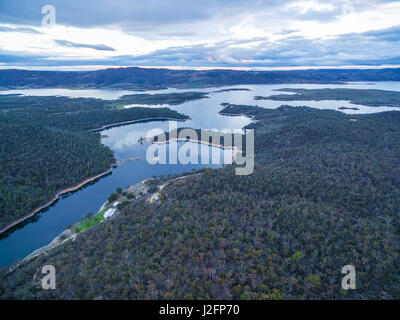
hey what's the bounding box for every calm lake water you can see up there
[1,82,399,267]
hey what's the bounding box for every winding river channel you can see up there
[1,82,400,267]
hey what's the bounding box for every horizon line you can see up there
[1,64,400,72]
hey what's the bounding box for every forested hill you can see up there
[255,88,400,108]
[0,94,189,231]
[2,104,399,299]
[1,67,400,90]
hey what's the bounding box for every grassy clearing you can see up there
[74,208,107,233]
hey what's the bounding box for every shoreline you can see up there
[0,110,245,259]
[88,117,188,132]
[16,173,200,269]
[0,117,190,236]
[1,117,190,236]
[143,137,240,150]
[0,164,117,236]
[140,137,242,164]
[0,114,242,237]
[218,111,257,121]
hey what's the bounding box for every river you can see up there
[0,82,399,267]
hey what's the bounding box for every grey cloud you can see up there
[275,29,299,35]
[0,1,399,68]
[2,21,400,68]
[0,26,41,34]
[0,0,391,42]
[0,0,274,26]
[54,40,115,51]
[3,24,400,68]
[0,48,54,65]
[294,8,342,22]
[0,0,297,33]
[361,26,400,42]
[113,24,400,67]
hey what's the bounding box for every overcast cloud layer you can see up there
[0,0,399,69]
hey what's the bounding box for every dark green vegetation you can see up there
[2,67,400,90]
[0,93,195,131]
[212,88,251,93]
[0,93,190,230]
[255,88,400,108]
[2,103,400,299]
[338,106,359,111]
[0,122,114,231]
[111,92,209,109]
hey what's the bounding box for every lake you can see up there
[1,82,399,267]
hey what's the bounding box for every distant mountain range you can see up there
[1,67,400,90]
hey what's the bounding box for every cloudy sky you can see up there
[0,0,400,70]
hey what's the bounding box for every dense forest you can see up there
[255,88,400,108]
[116,92,208,106]
[0,94,194,131]
[0,123,114,230]
[2,104,399,299]
[0,93,190,230]
[2,67,400,90]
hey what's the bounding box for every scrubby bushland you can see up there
[1,105,399,299]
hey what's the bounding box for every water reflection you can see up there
[1,82,400,267]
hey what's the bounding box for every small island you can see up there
[338,106,360,111]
